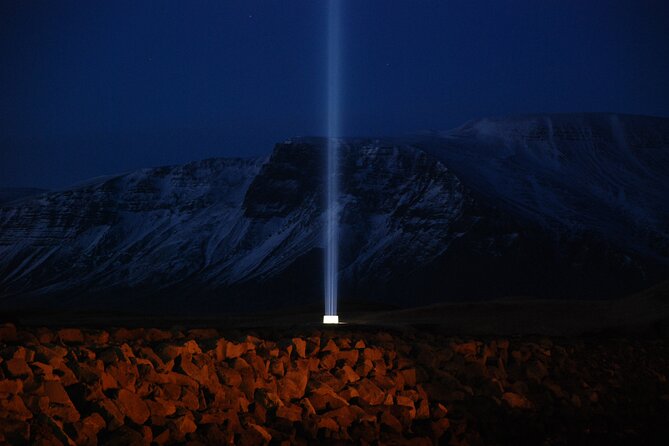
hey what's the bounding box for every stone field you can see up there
[1,323,668,445]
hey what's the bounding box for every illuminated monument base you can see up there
[323,315,339,324]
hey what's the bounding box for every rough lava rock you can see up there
[0,324,668,445]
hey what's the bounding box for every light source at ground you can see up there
[323,315,339,324]
[324,0,341,324]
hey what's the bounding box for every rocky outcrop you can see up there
[1,323,668,445]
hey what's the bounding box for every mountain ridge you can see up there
[1,113,667,313]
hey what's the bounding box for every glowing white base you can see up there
[323,315,339,324]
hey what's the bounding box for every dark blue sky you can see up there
[2,1,668,189]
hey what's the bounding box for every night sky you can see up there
[2,1,668,189]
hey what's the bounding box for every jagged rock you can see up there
[269,358,285,377]
[100,371,119,391]
[276,404,302,422]
[245,352,268,381]
[34,328,55,344]
[336,338,352,350]
[306,337,321,356]
[140,425,152,444]
[452,341,478,358]
[243,423,271,445]
[278,368,308,401]
[48,358,78,386]
[356,359,375,378]
[141,328,170,342]
[363,347,383,362]
[116,389,150,425]
[225,341,248,359]
[168,412,197,440]
[106,362,137,391]
[337,349,359,366]
[72,412,106,445]
[355,379,386,405]
[0,394,32,420]
[45,402,80,424]
[319,352,337,370]
[431,417,451,439]
[237,367,257,400]
[400,368,417,387]
[187,328,219,340]
[525,360,548,383]
[308,384,349,411]
[112,328,144,343]
[321,339,339,354]
[416,398,430,419]
[199,409,240,430]
[323,405,363,430]
[255,388,283,410]
[315,416,339,432]
[57,329,84,344]
[292,338,307,358]
[180,386,200,410]
[97,347,127,365]
[217,366,242,387]
[38,413,76,446]
[85,330,110,345]
[339,386,359,401]
[12,346,36,362]
[381,410,403,433]
[335,364,360,384]
[511,347,532,363]
[396,395,416,417]
[158,383,181,402]
[0,379,23,394]
[153,427,171,445]
[164,371,198,389]
[372,359,387,376]
[137,346,165,370]
[22,394,48,415]
[146,398,176,418]
[175,353,208,385]
[83,412,106,433]
[215,339,227,361]
[502,392,533,410]
[43,381,71,405]
[4,357,32,378]
[94,399,125,431]
[0,419,30,443]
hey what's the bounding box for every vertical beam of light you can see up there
[325,0,340,318]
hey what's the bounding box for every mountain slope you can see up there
[1,113,667,312]
[0,188,48,205]
[417,113,669,259]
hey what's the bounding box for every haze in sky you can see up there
[2,0,668,189]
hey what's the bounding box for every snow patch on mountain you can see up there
[1,113,668,310]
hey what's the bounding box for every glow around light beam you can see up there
[325,0,340,320]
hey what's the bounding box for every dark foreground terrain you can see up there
[1,316,668,446]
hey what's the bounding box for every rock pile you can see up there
[0,324,445,445]
[1,323,668,445]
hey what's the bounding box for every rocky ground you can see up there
[1,323,668,445]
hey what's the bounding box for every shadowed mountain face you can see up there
[0,113,668,313]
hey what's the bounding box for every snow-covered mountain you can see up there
[1,113,667,312]
[419,113,669,258]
